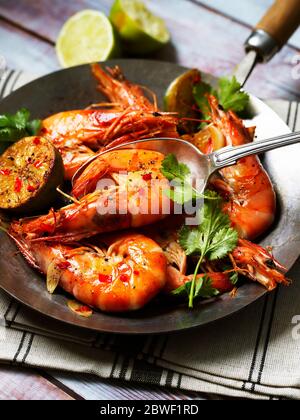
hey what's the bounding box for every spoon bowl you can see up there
[73,132,300,194]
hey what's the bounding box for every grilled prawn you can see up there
[10,150,171,243]
[10,231,167,312]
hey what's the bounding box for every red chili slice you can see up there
[33,137,41,145]
[76,305,91,313]
[120,273,130,283]
[34,160,43,169]
[57,261,71,270]
[14,177,22,193]
[0,169,11,176]
[142,173,152,181]
[27,185,36,193]
[98,273,113,283]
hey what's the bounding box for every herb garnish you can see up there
[178,190,238,307]
[172,275,220,301]
[161,153,210,204]
[193,76,249,127]
[161,153,239,309]
[0,108,41,153]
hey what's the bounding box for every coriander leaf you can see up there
[178,190,238,308]
[0,115,11,128]
[171,276,219,300]
[218,76,249,112]
[0,127,27,142]
[161,153,190,182]
[13,108,30,129]
[179,191,237,260]
[193,81,213,122]
[26,119,42,136]
[197,276,220,299]
[165,183,195,205]
[229,271,239,285]
[179,225,203,255]
[171,282,190,297]
[192,76,249,125]
[0,108,41,152]
[207,226,239,260]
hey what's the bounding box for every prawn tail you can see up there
[232,239,290,291]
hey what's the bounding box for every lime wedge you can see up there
[164,69,201,133]
[110,0,170,55]
[56,10,119,68]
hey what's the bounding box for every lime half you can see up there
[164,69,201,133]
[56,10,119,68]
[110,0,170,55]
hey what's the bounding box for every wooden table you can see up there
[0,0,299,400]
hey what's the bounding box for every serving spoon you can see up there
[73,131,300,194]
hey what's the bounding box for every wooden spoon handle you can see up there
[256,0,300,47]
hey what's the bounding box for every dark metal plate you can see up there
[0,60,299,334]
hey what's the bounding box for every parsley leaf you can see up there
[172,276,219,300]
[193,81,214,122]
[0,108,41,152]
[193,76,249,125]
[218,76,249,113]
[161,154,203,204]
[178,190,238,307]
[161,153,191,182]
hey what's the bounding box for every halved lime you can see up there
[56,10,119,68]
[164,69,201,133]
[110,0,170,55]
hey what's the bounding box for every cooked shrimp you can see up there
[10,150,172,243]
[164,266,233,294]
[232,239,289,291]
[188,96,276,240]
[72,148,165,198]
[91,63,157,111]
[10,231,167,312]
[41,108,178,180]
[145,219,288,293]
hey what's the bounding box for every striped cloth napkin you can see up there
[1,70,300,400]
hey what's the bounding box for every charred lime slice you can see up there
[0,137,64,214]
[164,69,201,133]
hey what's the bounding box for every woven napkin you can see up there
[1,70,300,400]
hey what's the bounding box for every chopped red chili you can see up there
[98,273,112,283]
[142,173,152,181]
[75,305,91,313]
[34,160,43,169]
[27,185,36,193]
[0,169,11,176]
[14,177,22,193]
[133,270,139,276]
[120,273,130,282]
[57,261,71,270]
[33,137,41,145]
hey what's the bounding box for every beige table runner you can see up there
[0,70,300,400]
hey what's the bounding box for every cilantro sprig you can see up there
[160,155,239,308]
[179,191,238,307]
[193,76,249,127]
[0,108,41,154]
